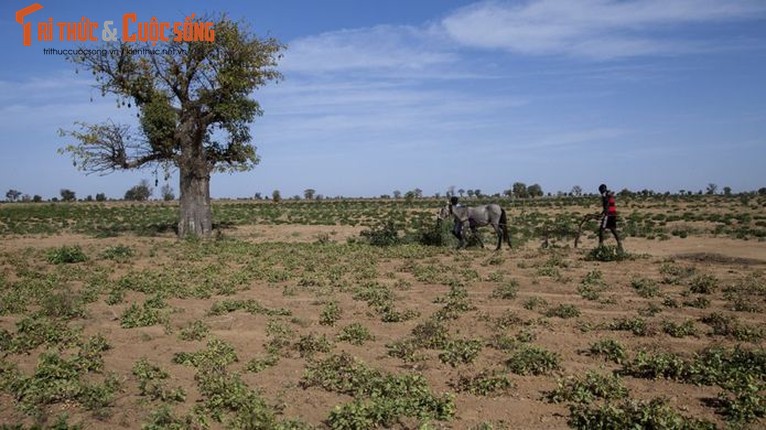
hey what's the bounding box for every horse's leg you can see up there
[493,223,502,251]
[471,226,484,248]
[458,222,468,249]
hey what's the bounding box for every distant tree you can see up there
[304,189,316,200]
[60,189,76,201]
[393,190,401,199]
[5,189,22,202]
[414,188,423,198]
[254,192,263,200]
[619,188,634,198]
[527,183,543,198]
[722,186,732,196]
[272,189,281,203]
[458,188,465,197]
[512,182,528,199]
[571,185,582,197]
[433,192,440,199]
[706,183,718,195]
[124,179,152,201]
[502,188,513,198]
[85,195,94,202]
[758,187,766,196]
[679,189,686,196]
[474,189,482,198]
[161,184,175,201]
[95,193,107,202]
[315,194,324,200]
[404,190,416,202]
[466,189,475,198]
[32,195,43,203]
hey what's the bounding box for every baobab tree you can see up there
[59,16,284,237]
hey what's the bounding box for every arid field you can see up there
[1,195,764,429]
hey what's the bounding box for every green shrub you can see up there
[490,280,519,300]
[246,354,279,373]
[295,333,333,358]
[523,296,548,311]
[586,245,629,262]
[120,295,169,328]
[689,274,718,294]
[700,312,764,342]
[319,301,342,326]
[439,339,483,367]
[337,323,375,346]
[568,397,715,430]
[662,320,698,338]
[545,304,581,319]
[360,221,401,246]
[545,371,628,404]
[579,270,608,301]
[716,376,766,423]
[302,353,455,428]
[101,245,134,262]
[46,245,88,264]
[505,344,561,376]
[132,358,186,402]
[417,219,452,247]
[608,317,649,336]
[586,339,627,364]
[179,320,210,341]
[620,351,689,381]
[659,261,696,285]
[451,369,514,396]
[631,277,660,298]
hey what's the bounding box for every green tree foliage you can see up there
[5,189,22,202]
[161,184,175,201]
[527,183,543,198]
[60,189,76,201]
[512,182,529,199]
[124,180,153,201]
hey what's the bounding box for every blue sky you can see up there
[1,0,765,199]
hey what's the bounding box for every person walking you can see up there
[598,184,623,250]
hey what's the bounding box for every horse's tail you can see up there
[500,208,512,249]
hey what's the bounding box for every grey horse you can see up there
[438,203,512,250]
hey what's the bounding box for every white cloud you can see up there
[281,25,456,73]
[441,0,766,59]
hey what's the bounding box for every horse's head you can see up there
[437,204,452,220]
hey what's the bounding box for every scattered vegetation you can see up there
[1,196,764,428]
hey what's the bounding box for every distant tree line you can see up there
[4,183,766,203]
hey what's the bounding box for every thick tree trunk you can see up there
[178,163,212,238]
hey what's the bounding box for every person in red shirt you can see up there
[598,184,623,250]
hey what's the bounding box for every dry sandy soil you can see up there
[0,224,764,429]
